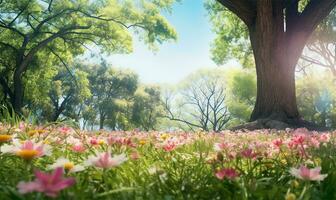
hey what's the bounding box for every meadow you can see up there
[0,123,335,200]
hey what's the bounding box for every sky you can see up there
[106,0,220,84]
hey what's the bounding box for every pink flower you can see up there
[290,165,327,181]
[292,134,306,145]
[163,142,176,152]
[272,139,283,148]
[215,168,239,180]
[71,144,86,153]
[213,142,227,152]
[240,148,257,159]
[85,152,128,169]
[319,134,330,143]
[130,151,140,160]
[58,127,72,134]
[17,167,75,198]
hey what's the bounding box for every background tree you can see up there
[164,69,230,132]
[225,68,256,126]
[299,9,336,78]
[25,63,90,122]
[0,0,177,114]
[296,71,336,128]
[85,63,138,130]
[208,0,336,129]
[131,85,164,131]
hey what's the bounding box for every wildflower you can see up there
[213,142,227,152]
[292,134,306,145]
[48,158,84,173]
[58,127,72,134]
[289,165,327,181]
[138,139,147,145]
[70,144,86,153]
[215,168,239,180]
[1,140,51,160]
[0,134,12,143]
[130,151,140,160]
[27,129,46,136]
[272,139,283,148]
[89,137,99,146]
[160,133,169,140]
[17,167,75,198]
[85,152,127,169]
[285,193,296,200]
[163,142,176,152]
[240,148,257,159]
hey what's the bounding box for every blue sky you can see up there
[106,0,220,84]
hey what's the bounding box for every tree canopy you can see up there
[0,0,178,113]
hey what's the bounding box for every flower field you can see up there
[0,124,336,200]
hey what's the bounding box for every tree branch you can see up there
[217,0,256,26]
[298,0,336,34]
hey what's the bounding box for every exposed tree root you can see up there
[230,118,329,132]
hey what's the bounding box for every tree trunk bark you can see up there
[13,70,24,115]
[248,1,301,124]
[99,114,105,129]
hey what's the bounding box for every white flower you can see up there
[48,157,84,173]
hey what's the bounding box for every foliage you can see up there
[26,64,91,122]
[0,0,178,112]
[225,67,256,125]
[205,0,253,67]
[296,71,336,128]
[83,62,138,130]
[131,85,165,131]
[299,8,336,77]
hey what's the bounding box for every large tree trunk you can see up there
[248,2,300,122]
[246,1,313,129]
[217,0,336,130]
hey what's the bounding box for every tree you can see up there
[225,68,256,125]
[85,63,138,130]
[0,0,177,114]
[131,85,164,131]
[209,0,336,129]
[296,71,336,128]
[164,69,230,132]
[299,9,336,78]
[25,63,90,122]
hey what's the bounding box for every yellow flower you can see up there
[16,149,39,160]
[160,134,169,140]
[27,130,39,136]
[285,193,296,200]
[291,180,299,188]
[27,129,46,136]
[64,162,75,171]
[314,158,322,166]
[98,140,105,145]
[0,134,12,143]
[139,139,147,145]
